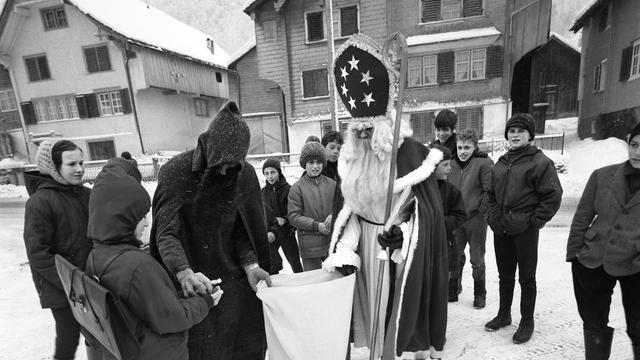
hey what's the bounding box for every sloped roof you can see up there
[549,32,580,53]
[243,0,288,15]
[228,35,256,66]
[570,0,607,32]
[67,0,230,69]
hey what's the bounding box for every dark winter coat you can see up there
[322,160,345,231]
[487,144,562,236]
[288,174,336,258]
[430,132,457,157]
[437,179,466,273]
[448,149,493,219]
[86,164,213,360]
[23,171,91,309]
[262,177,296,274]
[567,162,640,276]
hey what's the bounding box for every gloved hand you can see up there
[336,265,356,276]
[377,225,404,250]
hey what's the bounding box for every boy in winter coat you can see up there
[288,142,336,271]
[262,158,303,273]
[431,144,466,288]
[448,129,494,307]
[430,109,458,157]
[85,159,222,360]
[484,113,562,344]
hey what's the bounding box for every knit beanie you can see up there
[628,122,640,144]
[299,141,326,168]
[262,157,282,175]
[36,138,69,185]
[505,113,536,141]
[107,157,142,183]
[205,101,250,168]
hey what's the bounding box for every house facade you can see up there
[0,68,20,158]
[571,0,640,139]
[244,0,552,152]
[0,0,235,162]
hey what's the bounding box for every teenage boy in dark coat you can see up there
[262,158,303,273]
[448,129,494,307]
[86,160,221,360]
[431,144,466,288]
[485,113,562,344]
[430,109,458,157]
[321,130,345,230]
[149,101,272,360]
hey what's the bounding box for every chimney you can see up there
[206,38,215,55]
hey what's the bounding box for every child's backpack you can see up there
[55,252,140,360]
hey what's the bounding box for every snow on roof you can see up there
[549,32,580,53]
[228,35,256,66]
[571,0,606,32]
[68,0,230,68]
[406,26,501,47]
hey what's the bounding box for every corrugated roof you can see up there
[68,0,230,69]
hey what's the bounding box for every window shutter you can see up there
[422,0,441,23]
[437,51,454,84]
[37,56,50,80]
[470,107,483,135]
[120,88,132,114]
[620,46,632,82]
[463,0,482,17]
[20,101,37,124]
[97,46,111,71]
[75,95,88,118]
[486,46,503,78]
[25,58,39,82]
[314,69,328,96]
[410,113,425,143]
[340,6,358,36]
[84,48,98,73]
[307,12,324,42]
[302,71,315,98]
[85,93,100,118]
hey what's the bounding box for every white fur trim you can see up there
[393,148,443,193]
[328,205,353,254]
[322,250,361,272]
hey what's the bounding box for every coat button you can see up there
[203,244,209,249]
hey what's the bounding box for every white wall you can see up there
[287,121,323,154]
[483,102,510,139]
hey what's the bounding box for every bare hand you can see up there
[275,217,287,226]
[324,214,333,226]
[246,266,272,292]
[318,223,331,235]
[210,287,224,306]
[267,232,276,243]
[176,269,212,297]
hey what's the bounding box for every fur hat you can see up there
[36,138,69,185]
[299,142,326,168]
[262,157,282,175]
[205,101,250,168]
[505,113,536,141]
[107,157,142,183]
[628,122,640,144]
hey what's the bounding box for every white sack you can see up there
[256,269,356,360]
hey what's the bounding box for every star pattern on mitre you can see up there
[332,40,390,118]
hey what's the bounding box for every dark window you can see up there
[87,140,116,160]
[321,121,349,137]
[263,20,277,40]
[41,6,67,30]
[340,6,358,37]
[421,0,483,23]
[456,107,483,135]
[84,45,111,73]
[194,98,209,117]
[215,72,222,82]
[598,6,609,31]
[302,69,329,98]
[306,11,324,42]
[24,55,51,82]
[410,111,435,143]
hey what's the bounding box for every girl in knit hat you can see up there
[23,139,91,360]
[287,142,336,271]
[484,113,563,344]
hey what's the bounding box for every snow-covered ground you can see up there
[0,118,636,359]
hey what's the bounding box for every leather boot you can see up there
[473,280,486,309]
[448,278,459,302]
[485,279,514,331]
[584,327,613,360]
[513,318,535,344]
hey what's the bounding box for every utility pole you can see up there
[326,0,340,131]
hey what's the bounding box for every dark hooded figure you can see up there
[85,161,219,360]
[149,101,271,360]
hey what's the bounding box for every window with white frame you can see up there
[33,95,79,122]
[442,0,462,21]
[97,90,123,116]
[593,59,607,93]
[302,69,329,99]
[455,49,486,82]
[408,55,437,87]
[630,40,640,80]
[0,89,17,112]
[339,6,359,37]
[305,11,324,42]
[87,140,116,160]
[41,6,67,30]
